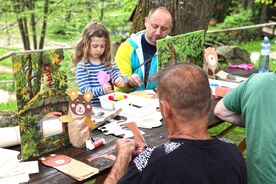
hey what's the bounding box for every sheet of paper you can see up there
[19,161,39,174]
[215,70,247,83]
[92,107,117,124]
[0,148,20,177]
[0,172,29,184]
[97,70,110,85]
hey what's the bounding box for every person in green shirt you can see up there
[215,72,276,184]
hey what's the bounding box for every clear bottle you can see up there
[258,36,271,73]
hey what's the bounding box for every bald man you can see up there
[115,6,173,93]
[104,64,247,184]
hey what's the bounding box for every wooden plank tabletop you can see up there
[28,98,222,184]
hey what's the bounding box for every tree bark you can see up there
[23,17,31,50]
[13,0,27,50]
[39,0,49,49]
[28,0,37,49]
[132,0,217,35]
[242,0,248,9]
[259,4,268,24]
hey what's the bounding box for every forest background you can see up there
[0,0,276,144]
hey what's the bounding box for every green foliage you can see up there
[20,116,40,160]
[157,30,204,70]
[206,9,259,45]
[0,101,17,111]
[255,0,276,7]
[47,0,135,42]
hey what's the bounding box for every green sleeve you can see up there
[223,79,248,113]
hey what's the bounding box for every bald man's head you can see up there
[157,64,211,120]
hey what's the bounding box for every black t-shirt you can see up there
[118,138,247,184]
[141,34,156,87]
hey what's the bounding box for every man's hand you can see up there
[128,74,142,87]
[114,76,126,88]
[103,83,113,94]
[116,139,136,163]
[104,139,138,184]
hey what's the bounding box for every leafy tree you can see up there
[47,0,136,41]
[0,1,14,46]
[255,0,276,7]
[1,0,136,49]
[12,0,50,50]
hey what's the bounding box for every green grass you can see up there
[0,101,17,112]
[239,37,276,71]
[0,48,14,67]
[0,72,14,92]
[208,122,245,145]
[239,37,276,53]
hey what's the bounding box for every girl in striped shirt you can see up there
[72,21,127,106]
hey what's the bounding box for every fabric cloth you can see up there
[115,30,158,92]
[118,138,247,184]
[76,60,121,106]
[223,72,276,184]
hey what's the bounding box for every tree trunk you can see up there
[14,0,27,50]
[29,0,37,49]
[132,0,217,35]
[242,0,248,9]
[259,4,268,24]
[100,0,104,21]
[23,17,31,50]
[39,0,49,49]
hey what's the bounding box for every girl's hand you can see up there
[103,83,113,94]
[114,76,125,88]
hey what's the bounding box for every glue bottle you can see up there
[86,138,105,150]
[258,36,271,73]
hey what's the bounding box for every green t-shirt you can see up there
[223,72,276,184]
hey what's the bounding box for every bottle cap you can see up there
[264,36,269,43]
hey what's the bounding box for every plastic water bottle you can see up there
[258,36,270,73]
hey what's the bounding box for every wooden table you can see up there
[28,98,222,184]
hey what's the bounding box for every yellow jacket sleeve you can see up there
[114,41,134,93]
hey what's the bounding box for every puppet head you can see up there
[68,89,93,116]
[203,47,218,79]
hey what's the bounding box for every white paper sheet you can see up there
[0,148,20,177]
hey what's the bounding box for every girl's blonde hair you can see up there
[72,21,111,68]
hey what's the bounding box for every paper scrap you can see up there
[97,70,110,85]
[19,161,39,174]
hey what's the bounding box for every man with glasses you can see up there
[115,6,173,92]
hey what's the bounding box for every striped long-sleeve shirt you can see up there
[76,60,122,106]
